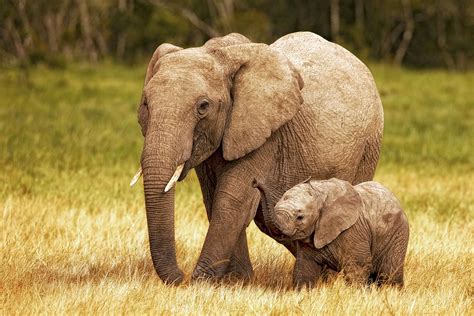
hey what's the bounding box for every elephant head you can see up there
[264,178,363,248]
[135,34,304,284]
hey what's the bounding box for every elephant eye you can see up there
[197,100,210,117]
[296,215,304,221]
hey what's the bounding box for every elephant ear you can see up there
[212,43,304,161]
[313,180,363,249]
[138,43,182,136]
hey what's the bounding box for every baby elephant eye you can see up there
[296,215,304,221]
[197,100,210,116]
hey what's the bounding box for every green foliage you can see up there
[1,0,472,68]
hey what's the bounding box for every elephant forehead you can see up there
[285,184,313,200]
[146,55,226,100]
[147,72,208,96]
[160,49,222,75]
[276,194,310,212]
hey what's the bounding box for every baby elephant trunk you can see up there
[252,179,283,237]
[273,209,296,237]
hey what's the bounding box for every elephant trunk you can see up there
[141,127,188,284]
[252,179,282,237]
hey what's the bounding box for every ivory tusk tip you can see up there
[164,163,185,192]
[130,167,142,187]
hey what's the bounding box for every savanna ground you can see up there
[1,62,473,314]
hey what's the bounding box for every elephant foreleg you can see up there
[226,229,253,280]
[192,170,259,280]
[195,165,255,281]
[293,242,322,289]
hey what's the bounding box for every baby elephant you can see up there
[253,178,409,288]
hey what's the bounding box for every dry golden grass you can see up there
[2,171,473,314]
[1,64,473,314]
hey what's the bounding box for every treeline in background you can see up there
[1,0,473,69]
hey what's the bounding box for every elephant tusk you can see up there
[164,163,184,193]
[130,167,142,187]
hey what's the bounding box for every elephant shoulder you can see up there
[270,32,330,68]
[271,32,380,118]
[270,32,367,73]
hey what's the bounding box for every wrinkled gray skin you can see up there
[137,32,384,284]
[254,178,409,288]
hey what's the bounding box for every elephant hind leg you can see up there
[343,262,372,286]
[375,234,408,288]
[353,131,383,184]
[374,265,404,288]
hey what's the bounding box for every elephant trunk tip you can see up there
[159,268,185,285]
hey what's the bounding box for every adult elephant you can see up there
[132,32,383,284]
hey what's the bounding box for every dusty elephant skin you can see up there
[254,178,409,289]
[136,32,384,284]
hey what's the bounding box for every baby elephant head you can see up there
[274,178,364,248]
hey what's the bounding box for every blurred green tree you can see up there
[0,0,472,69]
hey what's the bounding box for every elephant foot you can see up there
[293,278,315,291]
[321,267,338,283]
[191,260,254,284]
[225,260,254,282]
[159,268,185,285]
[191,261,226,282]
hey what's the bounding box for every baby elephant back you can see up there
[355,182,407,230]
[355,181,408,246]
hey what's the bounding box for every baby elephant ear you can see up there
[313,181,363,249]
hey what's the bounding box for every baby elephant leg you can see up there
[342,243,372,286]
[374,224,409,287]
[341,241,372,286]
[376,264,404,287]
[376,240,408,287]
[343,262,372,286]
[293,243,322,289]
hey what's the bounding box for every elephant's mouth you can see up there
[273,233,294,243]
[268,228,292,242]
[129,160,189,191]
[282,228,298,239]
[178,160,193,182]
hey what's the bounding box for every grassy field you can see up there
[1,62,473,314]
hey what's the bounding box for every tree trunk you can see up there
[76,0,97,61]
[436,3,455,70]
[355,0,364,31]
[393,0,415,65]
[116,0,127,58]
[330,0,340,42]
[212,0,234,34]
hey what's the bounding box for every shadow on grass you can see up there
[13,254,302,292]
[13,256,156,289]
